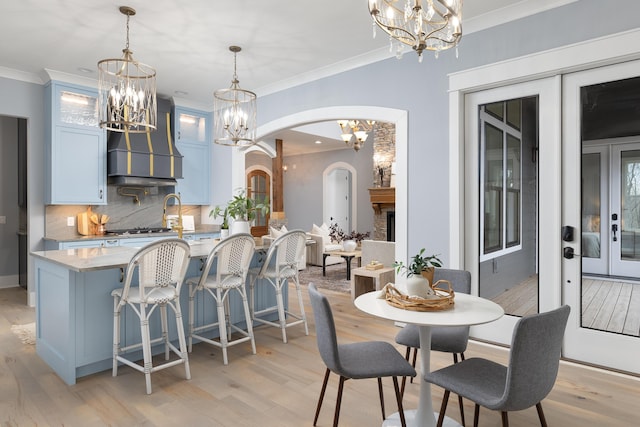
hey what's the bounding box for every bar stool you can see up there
[186,233,256,365]
[111,238,191,395]
[249,229,309,343]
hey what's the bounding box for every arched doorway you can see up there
[233,106,408,265]
[323,162,357,232]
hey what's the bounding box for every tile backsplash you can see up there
[46,186,203,238]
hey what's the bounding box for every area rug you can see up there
[11,322,35,345]
[298,264,350,293]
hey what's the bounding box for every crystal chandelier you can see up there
[98,6,157,133]
[337,120,375,152]
[214,46,257,147]
[368,0,463,62]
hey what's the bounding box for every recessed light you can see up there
[174,90,188,96]
[315,140,322,144]
[77,67,93,74]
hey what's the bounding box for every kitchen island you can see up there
[31,239,280,385]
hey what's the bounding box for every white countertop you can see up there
[31,239,254,272]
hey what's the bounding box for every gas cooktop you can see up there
[105,227,172,236]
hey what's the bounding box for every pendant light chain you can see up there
[124,12,130,51]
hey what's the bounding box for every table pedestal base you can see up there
[382,411,461,427]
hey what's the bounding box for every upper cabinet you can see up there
[45,81,107,205]
[173,106,211,205]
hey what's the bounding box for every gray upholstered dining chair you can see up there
[426,305,570,427]
[395,268,471,424]
[308,283,416,427]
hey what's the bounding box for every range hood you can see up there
[107,98,183,187]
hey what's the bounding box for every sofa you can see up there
[306,223,343,267]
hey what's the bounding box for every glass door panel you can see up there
[478,97,536,318]
[581,147,608,275]
[563,61,640,374]
[465,77,560,346]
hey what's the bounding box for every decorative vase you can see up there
[405,275,434,298]
[220,228,230,239]
[342,239,357,252]
[421,267,435,286]
[231,220,250,235]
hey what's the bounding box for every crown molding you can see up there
[464,0,578,34]
[0,66,43,85]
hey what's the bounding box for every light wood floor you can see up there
[1,285,638,426]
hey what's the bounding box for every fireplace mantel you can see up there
[369,187,395,214]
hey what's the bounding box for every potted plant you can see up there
[209,205,230,238]
[328,219,370,252]
[393,248,442,297]
[224,189,270,235]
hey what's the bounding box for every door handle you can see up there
[563,247,582,259]
[612,224,618,242]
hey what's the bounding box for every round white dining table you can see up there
[354,291,504,427]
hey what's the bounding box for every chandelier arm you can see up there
[372,20,418,44]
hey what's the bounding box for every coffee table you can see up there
[322,249,362,280]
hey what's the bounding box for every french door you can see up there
[465,77,561,345]
[465,63,640,374]
[563,61,640,374]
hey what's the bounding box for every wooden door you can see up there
[247,170,270,237]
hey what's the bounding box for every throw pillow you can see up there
[270,226,283,238]
[270,225,288,238]
[312,223,331,246]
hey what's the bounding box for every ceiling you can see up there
[0,0,564,155]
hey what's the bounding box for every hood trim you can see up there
[107,176,177,187]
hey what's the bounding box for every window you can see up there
[480,100,522,259]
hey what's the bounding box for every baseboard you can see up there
[0,275,20,288]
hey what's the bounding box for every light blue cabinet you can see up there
[181,233,217,242]
[33,246,281,385]
[45,81,106,205]
[173,107,211,205]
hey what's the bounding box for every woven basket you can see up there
[384,280,455,312]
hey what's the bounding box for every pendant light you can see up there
[98,6,157,133]
[214,46,257,147]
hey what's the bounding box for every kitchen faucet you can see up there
[162,193,183,238]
